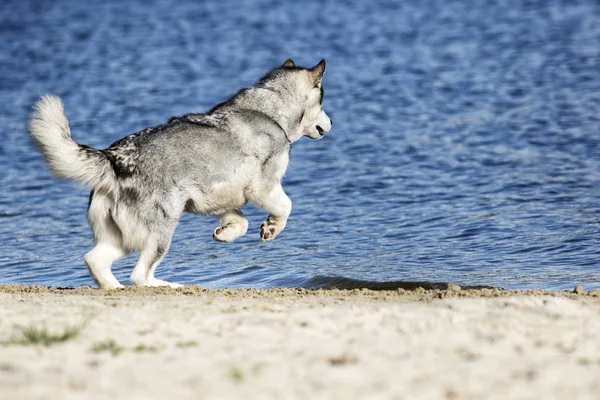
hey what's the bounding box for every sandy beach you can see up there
[0,285,599,400]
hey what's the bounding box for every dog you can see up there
[28,59,332,289]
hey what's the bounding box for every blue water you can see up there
[1,0,599,290]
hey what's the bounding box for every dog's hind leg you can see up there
[130,240,182,288]
[85,244,125,289]
[128,197,182,288]
[85,191,127,289]
[213,209,249,243]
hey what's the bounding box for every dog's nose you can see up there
[330,118,333,126]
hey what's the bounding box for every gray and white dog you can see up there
[28,59,332,289]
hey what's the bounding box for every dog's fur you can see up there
[28,59,332,289]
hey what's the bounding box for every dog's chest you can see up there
[260,149,290,181]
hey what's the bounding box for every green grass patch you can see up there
[12,322,84,346]
[133,344,161,353]
[229,367,244,383]
[176,340,199,348]
[91,339,124,356]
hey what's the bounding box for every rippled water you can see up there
[1,0,599,290]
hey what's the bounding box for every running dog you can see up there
[28,59,332,289]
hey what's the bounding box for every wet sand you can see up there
[1,285,599,399]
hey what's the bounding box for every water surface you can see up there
[1,0,599,290]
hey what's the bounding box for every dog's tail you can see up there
[28,95,115,190]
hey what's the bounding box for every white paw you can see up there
[163,281,183,289]
[213,224,244,243]
[135,279,183,288]
[100,282,125,290]
[260,217,286,242]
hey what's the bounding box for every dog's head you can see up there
[258,59,332,141]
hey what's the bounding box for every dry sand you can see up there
[0,285,599,400]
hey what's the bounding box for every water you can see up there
[1,0,599,291]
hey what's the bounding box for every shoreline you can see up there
[0,283,598,299]
[1,285,599,399]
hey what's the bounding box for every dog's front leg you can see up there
[254,183,292,242]
[213,209,249,243]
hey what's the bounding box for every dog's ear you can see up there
[309,59,326,85]
[282,59,295,68]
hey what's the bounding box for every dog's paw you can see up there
[101,283,125,290]
[260,217,286,242]
[213,224,244,243]
[135,279,183,288]
[158,280,183,289]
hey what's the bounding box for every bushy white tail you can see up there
[28,95,114,189]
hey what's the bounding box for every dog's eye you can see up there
[319,87,324,105]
